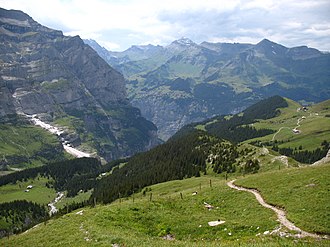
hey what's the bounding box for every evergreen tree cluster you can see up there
[274,140,329,164]
[172,96,287,144]
[0,158,101,197]
[251,140,329,164]
[0,200,48,237]
[205,115,274,143]
[242,95,288,121]
[91,131,223,204]
[207,143,239,173]
[240,159,260,174]
[196,96,288,143]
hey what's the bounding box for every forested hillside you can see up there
[91,130,242,204]
[1,96,329,239]
[92,95,290,204]
[0,158,101,197]
[175,95,286,143]
[0,200,49,238]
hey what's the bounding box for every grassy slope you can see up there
[236,143,300,173]
[235,162,330,235]
[248,98,330,151]
[1,176,328,246]
[0,176,56,205]
[0,124,65,170]
[56,190,92,209]
[54,116,99,154]
[1,98,329,245]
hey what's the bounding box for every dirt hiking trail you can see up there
[227,180,328,239]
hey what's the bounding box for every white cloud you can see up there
[0,0,329,51]
[98,41,121,51]
[241,0,278,10]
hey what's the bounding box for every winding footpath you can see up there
[271,127,290,141]
[227,180,327,239]
[271,117,304,141]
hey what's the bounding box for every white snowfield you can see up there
[27,114,90,158]
[29,115,64,136]
[63,145,90,158]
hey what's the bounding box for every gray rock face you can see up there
[0,8,159,161]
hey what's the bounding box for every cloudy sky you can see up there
[1,0,330,51]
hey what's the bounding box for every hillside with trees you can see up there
[0,96,329,239]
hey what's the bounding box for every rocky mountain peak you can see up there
[0,7,32,23]
[170,37,196,47]
[255,38,287,55]
[0,7,63,38]
[166,37,197,52]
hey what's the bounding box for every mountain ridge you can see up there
[85,37,330,140]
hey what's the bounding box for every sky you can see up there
[1,0,330,51]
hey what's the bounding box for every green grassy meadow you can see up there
[0,123,65,170]
[1,98,329,246]
[247,99,330,151]
[1,173,329,246]
[56,190,92,209]
[0,176,56,205]
[235,162,330,235]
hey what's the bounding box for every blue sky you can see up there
[1,0,329,51]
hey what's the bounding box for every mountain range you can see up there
[0,8,158,165]
[85,37,330,140]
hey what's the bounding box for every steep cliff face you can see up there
[0,8,158,162]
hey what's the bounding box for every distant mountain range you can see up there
[85,38,330,140]
[0,8,159,164]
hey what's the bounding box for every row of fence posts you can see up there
[93,173,229,206]
[115,177,228,203]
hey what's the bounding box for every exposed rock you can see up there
[87,37,330,140]
[0,7,159,161]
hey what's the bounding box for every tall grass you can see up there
[2,176,329,246]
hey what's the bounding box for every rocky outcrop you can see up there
[0,8,159,161]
